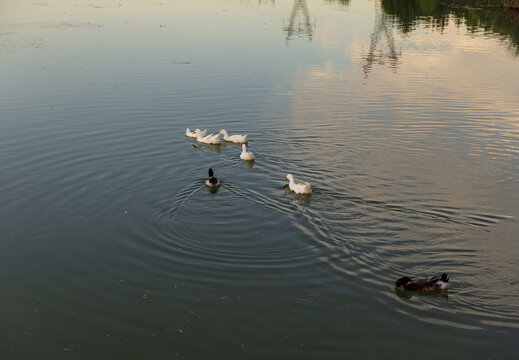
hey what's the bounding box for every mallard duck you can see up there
[285,174,312,194]
[240,144,255,160]
[196,132,221,145]
[186,128,207,138]
[395,273,449,292]
[204,168,220,188]
[220,129,248,143]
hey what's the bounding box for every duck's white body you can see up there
[285,174,312,194]
[186,128,207,138]
[220,130,248,143]
[240,144,255,160]
[196,132,221,145]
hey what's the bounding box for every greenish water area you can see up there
[1,0,518,358]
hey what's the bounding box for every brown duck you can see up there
[395,273,449,292]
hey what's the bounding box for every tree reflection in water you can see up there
[381,0,519,54]
[283,0,315,42]
[362,1,400,78]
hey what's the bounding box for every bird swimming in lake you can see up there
[240,144,255,161]
[395,272,449,292]
[186,128,207,138]
[220,129,248,143]
[196,131,221,145]
[204,168,220,188]
[284,174,312,195]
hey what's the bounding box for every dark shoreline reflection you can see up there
[381,0,519,53]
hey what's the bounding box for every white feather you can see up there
[220,129,248,143]
[186,128,207,138]
[285,174,312,194]
[240,144,255,160]
[196,132,221,145]
[437,280,448,289]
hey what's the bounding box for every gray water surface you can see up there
[1,0,519,358]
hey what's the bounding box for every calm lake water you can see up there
[1,0,519,358]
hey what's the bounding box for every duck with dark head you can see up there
[204,168,220,188]
[395,273,449,292]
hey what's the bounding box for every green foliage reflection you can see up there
[381,0,519,53]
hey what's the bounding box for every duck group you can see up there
[186,126,448,293]
[187,127,312,194]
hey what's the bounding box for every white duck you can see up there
[186,128,207,138]
[240,144,255,160]
[219,129,248,143]
[285,174,312,194]
[196,131,221,145]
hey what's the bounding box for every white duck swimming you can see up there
[240,144,255,160]
[186,128,207,138]
[219,129,248,143]
[285,174,312,194]
[196,131,221,145]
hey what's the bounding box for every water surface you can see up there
[1,0,519,358]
